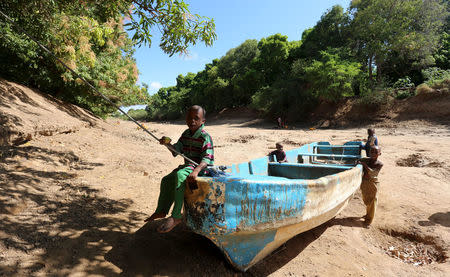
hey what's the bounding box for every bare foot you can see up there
[144,212,166,222]
[157,217,182,233]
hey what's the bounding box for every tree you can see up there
[434,1,450,70]
[299,5,350,60]
[434,32,450,70]
[350,0,447,83]
[218,39,261,106]
[304,50,361,102]
[0,0,216,55]
[0,0,216,116]
[218,39,259,79]
[256,34,290,85]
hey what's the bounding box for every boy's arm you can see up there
[188,161,208,179]
[374,160,383,170]
[186,162,208,190]
[160,136,183,156]
[357,159,371,171]
[358,160,383,173]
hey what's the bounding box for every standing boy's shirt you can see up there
[172,124,214,169]
[363,135,378,155]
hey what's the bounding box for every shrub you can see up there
[422,67,450,86]
[127,109,148,121]
[357,90,391,107]
[391,76,415,99]
[392,76,414,89]
[395,90,413,99]
[111,109,148,121]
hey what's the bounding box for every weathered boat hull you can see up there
[184,142,363,271]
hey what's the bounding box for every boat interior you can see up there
[227,142,363,180]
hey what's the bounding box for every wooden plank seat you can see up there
[314,145,360,148]
[298,153,360,159]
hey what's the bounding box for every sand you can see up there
[1,79,449,276]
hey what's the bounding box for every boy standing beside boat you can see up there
[358,145,383,225]
[144,105,214,233]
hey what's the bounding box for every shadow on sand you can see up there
[0,145,145,276]
[105,215,366,276]
[418,212,450,228]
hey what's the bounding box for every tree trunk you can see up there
[376,61,382,83]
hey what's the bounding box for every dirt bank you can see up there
[1,79,449,276]
[310,87,450,128]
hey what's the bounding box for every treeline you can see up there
[0,1,215,117]
[146,0,450,121]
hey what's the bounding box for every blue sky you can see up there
[131,0,350,95]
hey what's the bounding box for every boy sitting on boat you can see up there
[144,105,214,233]
[360,128,378,157]
[358,145,383,225]
[268,142,287,163]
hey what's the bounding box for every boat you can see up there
[184,141,363,271]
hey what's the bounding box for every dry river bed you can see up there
[1,118,449,276]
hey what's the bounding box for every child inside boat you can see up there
[144,105,214,233]
[360,128,378,156]
[268,142,287,163]
[358,145,383,225]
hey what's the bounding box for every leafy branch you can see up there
[127,0,217,56]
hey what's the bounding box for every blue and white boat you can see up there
[185,142,363,271]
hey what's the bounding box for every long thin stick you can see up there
[0,9,199,166]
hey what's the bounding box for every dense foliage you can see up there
[147,0,449,121]
[0,0,216,116]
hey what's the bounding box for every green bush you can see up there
[422,67,450,86]
[127,109,148,121]
[392,76,414,89]
[391,77,415,99]
[395,90,413,100]
[357,90,391,107]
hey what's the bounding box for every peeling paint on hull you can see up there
[184,142,363,271]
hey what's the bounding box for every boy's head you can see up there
[186,105,206,132]
[369,145,381,160]
[368,128,375,136]
[275,142,283,151]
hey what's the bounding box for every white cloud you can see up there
[150,82,163,90]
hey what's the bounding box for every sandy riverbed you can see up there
[1,114,449,276]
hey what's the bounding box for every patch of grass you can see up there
[415,83,434,95]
